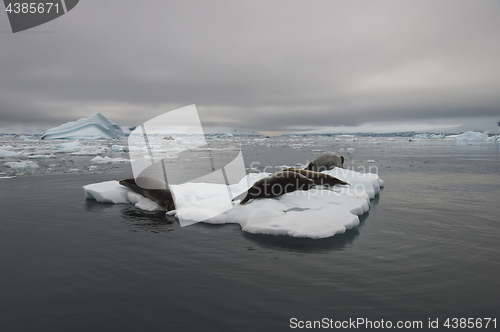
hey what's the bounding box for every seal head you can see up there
[305,153,345,172]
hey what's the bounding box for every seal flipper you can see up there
[232,191,250,204]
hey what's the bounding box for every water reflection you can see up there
[242,210,370,252]
[85,191,381,244]
[120,207,176,233]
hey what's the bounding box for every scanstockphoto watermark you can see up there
[249,161,379,197]
[290,317,497,329]
[290,317,423,329]
[249,162,380,178]
[3,0,79,33]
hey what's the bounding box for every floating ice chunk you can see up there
[455,131,490,141]
[0,149,20,158]
[84,169,384,239]
[367,159,375,163]
[70,151,98,156]
[111,145,125,152]
[428,134,444,139]
[41,113,124,140]
[4,161,40,172]
[346,147,355,153]
[90,156,130,164]
[54,141,85,152]
[27,154,56,159]
[84,181,131,203]
[83,180,164,211]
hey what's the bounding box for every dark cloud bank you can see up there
[1,0,499,132]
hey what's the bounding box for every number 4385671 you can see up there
[5,2,60,14]
[444,318,496,329]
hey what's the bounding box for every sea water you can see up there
[0,136,499,331]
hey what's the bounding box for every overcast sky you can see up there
[1,0,499,133]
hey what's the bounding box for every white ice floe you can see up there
[3,161,40,172]
[84,169,384,239]
[83,181,165,212]
[111,145,125,152]
[0,149,20,158]
[90,156,131,164]
[54,141,85,152]
[27,154,56,159]
[41,113,124,140]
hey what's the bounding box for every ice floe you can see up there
[0,149,20,158]
[90,156,131,164]
[84,168,384,239]
[27,154,56,159]
[41,113,124,140]
[3,161,40,172]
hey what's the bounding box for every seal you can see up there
[233,171,314,204]
[305,153,344,172]
[119,177,176,211]
[279,168,350,187]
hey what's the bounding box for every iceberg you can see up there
[41,113,124,140]
[84,169,384,239]
[455,131,491,141]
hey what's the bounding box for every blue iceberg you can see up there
[41,113,124,140]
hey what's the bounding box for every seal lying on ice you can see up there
[119,177,176,211]
[278,168,350,187]
[233,171,315,204]
[305,153,344,172]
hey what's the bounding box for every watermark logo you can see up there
[3,0,79,33]
[128,105,247,227]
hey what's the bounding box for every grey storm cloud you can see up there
[1,0,499,131]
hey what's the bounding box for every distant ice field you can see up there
[0,135,499,331]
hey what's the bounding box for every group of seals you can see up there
[119,153,347,208]
[234,154,349,205]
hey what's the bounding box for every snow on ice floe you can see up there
[41,113,124,140]
[83,181,165,211]
[90,156,130,164]
[27,154,56,159]
[3,161,39,172]
[84,169,384,239]
[0,149,20,158]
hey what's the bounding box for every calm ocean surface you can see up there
[1,137,499,331]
